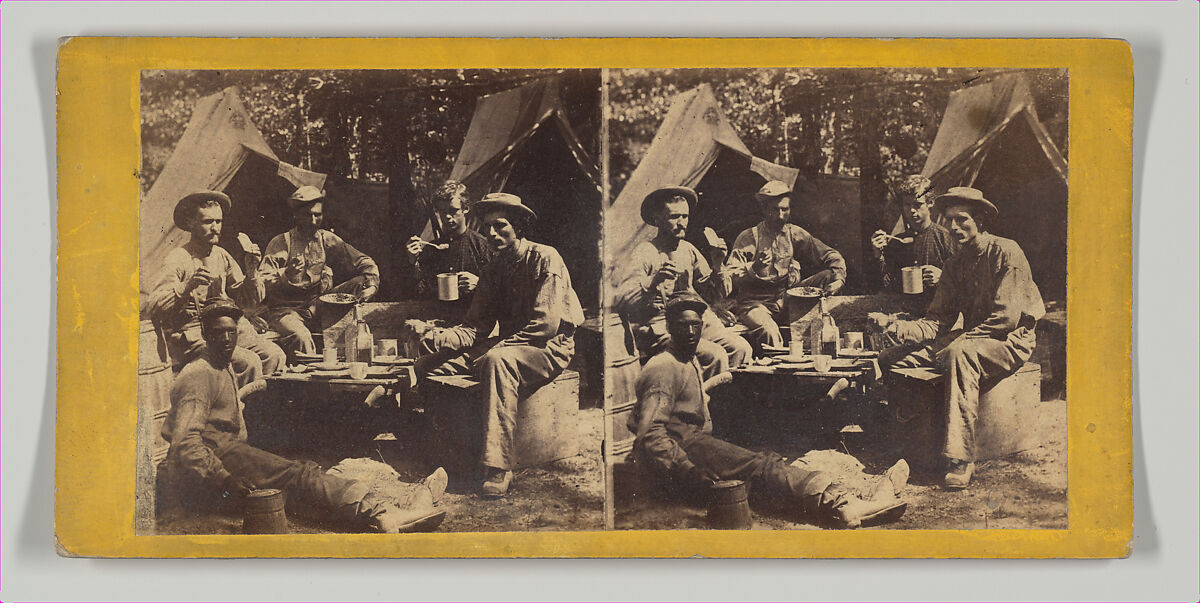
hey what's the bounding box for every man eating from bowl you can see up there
[727,181,847,348]
[257,186,380,355]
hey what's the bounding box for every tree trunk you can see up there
[380,97,420,298]
[854,73,888,293]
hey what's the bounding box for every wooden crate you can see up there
[423,369,580,470]
[887,362,1042,466]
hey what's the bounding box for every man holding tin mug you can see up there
[404,181,494,305]
[416,193,583,498]
[870,175,958,294]
[875,187,1045,490]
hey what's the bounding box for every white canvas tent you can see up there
[139,87,325,308]
[605,84,799,293]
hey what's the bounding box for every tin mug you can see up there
[437,272,459,301]
[901,266,924,294]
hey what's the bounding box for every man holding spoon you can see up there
[870,175,958,294]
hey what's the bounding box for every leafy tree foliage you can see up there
[608,67,1068,199]
[140,69,601,199]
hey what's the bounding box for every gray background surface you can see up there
[3,1,1196,601]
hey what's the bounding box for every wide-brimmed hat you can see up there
[287,185,326,209]
[473,192,537,221]
[933,187,998,220]
[640,186,697,225]
[665,290,709,318]
[753,180,793,202]
[173,190,231,230]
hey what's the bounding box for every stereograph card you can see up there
[55,37,1132,558]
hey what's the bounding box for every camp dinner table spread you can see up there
[730,352,880,387]
[265,362,416,394]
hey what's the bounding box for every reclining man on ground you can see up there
[629,291,909,529]
[613,186,752,378]
[161,299,446,533]
[415,193,584,499]
[873,187,1045,490]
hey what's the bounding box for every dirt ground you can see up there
[615,398,1067,531]
[155,407,604,535]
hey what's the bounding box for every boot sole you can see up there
[857,501,908,528]
[394,510,447,533]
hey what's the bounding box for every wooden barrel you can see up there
[603,313,640,459]
[137,320,173,532]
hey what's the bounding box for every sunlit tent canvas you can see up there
[448,78,602,310]
[915,74,1069,301]
[138,86,325,309]
[605,84,800,297]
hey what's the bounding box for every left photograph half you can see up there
[136,69,605,535]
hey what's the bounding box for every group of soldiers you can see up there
[149,165,1045,532]
[151,181,582,532]
[619,175,1045,527]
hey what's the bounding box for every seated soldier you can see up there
[630,291,909,529]
[415,193,583,498]
[870,175,958,294]
[613,186,751,379]
[874,187,1045,490]
[257,186,380,355]
[727,181,847,348]
[403,181,495,357]
[161,299,446,533]
[147,190,285,379]
[404,181,494,305]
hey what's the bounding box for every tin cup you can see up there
[842,332,864,351]
[813,354,832,373]
[322,345,338,365]
[375,338,398,358]
[901,266,924,294]
[789,322,806,356]
[437,272,459,301]
[348,362,368,380]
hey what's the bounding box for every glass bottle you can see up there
[819,297,840,357]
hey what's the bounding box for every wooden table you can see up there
[265,365,415,394]
[714,356,880,449]
[250,365,416,452]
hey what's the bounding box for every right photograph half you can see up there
[604,68,1068,531]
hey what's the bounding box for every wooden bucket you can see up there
[707,480,752,529]
[242,488,289,534]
